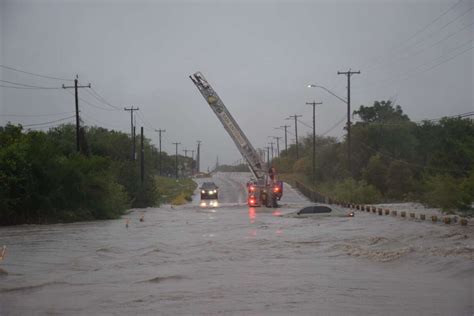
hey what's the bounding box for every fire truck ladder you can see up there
[189,71,266,180]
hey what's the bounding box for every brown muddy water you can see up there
[0,172,473,315]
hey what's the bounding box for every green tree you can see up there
[362,154,388,194]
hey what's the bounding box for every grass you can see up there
[155,176,197,205]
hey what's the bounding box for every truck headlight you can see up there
[201,190,206,194]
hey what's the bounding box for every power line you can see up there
[63,90,118,111]
[0,79,63,89]
[135,110,155,130]
[362,0,467,71]
[367,19,474,75]
[359,39,473,90]
[0,65,74,81]
[0,83,62,90]
[21,115,76,127]
[400,0,465,45]
[0,111,75,118]
[321,115,347,136]
[80,111,125,130]
[25,122,75,130]
[297,119,313,130]
[85,87,121,110]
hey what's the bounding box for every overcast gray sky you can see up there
[1,0,472,171]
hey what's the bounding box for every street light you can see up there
[307,83,351,173]
[307,84,347,104]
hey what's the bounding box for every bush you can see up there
[271,157,294,173]
[422,172,474,215]
[293,157,310,173]
[319,178,382,204]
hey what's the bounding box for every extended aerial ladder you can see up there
[190,71,282,207]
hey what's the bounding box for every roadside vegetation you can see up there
[271,101,473,215]
[0,124,196,225]
[155,176,197,205]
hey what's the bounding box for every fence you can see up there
[295,181,333,204]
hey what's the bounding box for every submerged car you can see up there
[200,182,219,199]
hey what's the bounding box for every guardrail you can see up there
[293,180,470,226]
[295,181,331,204]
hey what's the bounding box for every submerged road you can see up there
[0,172,472,315]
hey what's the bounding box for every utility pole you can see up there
[287,115,302,159]
[275,125,291,155]
[183,148,189,157]
[278,125,290,152]
[62,75,91,153]
[272,136,281,157]
[191,150,195,175]
[337,69,360,174]
[306,101,322,187]
[124,106,139,160]
[173,142,181,179]
[140,127,144,184]
[264,146,270,167]
[155,129,165,176]
[269,141,274,161]
[197,140,202,173]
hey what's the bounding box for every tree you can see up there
[354,100,409,123]
[386,160,415,199]
[363,154,388,194]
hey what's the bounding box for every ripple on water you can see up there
[137,275,187,284]
[0,281,69,293]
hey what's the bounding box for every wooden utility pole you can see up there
[62,75,90,153]
[155,129,165,175]
[272,136,281,157]
[287,115,302,159]
[196,140,202,173]
[337,69,360,174]
[140,127,144,184]
[124,107,139,160]
[277,125,290,152]
[173,142,181,179]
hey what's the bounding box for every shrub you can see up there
[319,178,382,204]
[421,174,465,213]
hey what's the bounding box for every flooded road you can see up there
[1,172,473,315]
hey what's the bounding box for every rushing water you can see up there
[1,173,473,315]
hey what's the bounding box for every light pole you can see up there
[307,83,351,172]
[306,101,322,188]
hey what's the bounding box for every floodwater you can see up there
[1,172,473,315]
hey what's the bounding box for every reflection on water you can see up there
[200,199,218,208]
[248,207,256,224]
